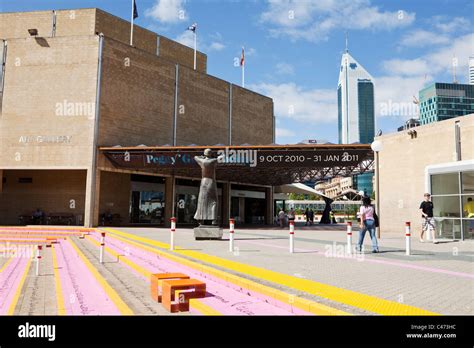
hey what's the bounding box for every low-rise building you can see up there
[377,114,474,239]
[315,177,353,199]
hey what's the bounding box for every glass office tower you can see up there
[337,51,375,144]
[419,83,474,125]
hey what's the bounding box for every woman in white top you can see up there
[357,197,379,253]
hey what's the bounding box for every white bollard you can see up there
[405,222,411,256]
[35,245,42,276]
[229,218,235,252]
[346,221,353,254]
[170,217,176,251]
[289,220,295,253]
[100,232,105,263]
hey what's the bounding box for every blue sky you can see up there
[1,0,473,144]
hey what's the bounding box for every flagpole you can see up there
[193,28,197,70]
[130,0,134,46]
[242,46,245,88]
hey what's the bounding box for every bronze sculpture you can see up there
[194,148,220,226]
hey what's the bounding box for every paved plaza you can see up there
[101,223,474,315]
[2,224,471,316]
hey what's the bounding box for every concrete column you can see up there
[164,176,175,227]
[84,168,101,227]
[265,186,274,225]
[92,169,101,226]
[221,182,231,227]
[238,197,245,224]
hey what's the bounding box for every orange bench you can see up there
[150,273,190,303]
[162,279,206,313]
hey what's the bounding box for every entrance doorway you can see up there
[130,175,165,224]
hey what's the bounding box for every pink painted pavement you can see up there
[0,256,30,314]
[88,233,310,315]
[54,240,121,315]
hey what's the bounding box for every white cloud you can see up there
[208,42,225,51]
[260,0,415,42]
[145,0,187,24]
[250,83,337,123]
[375,75,432,119]
[250,34,473,126]
[429,33,474,76]
[207,32,226,51]
[243,47,257,56]
[276,62,295,75]
[377,33,473,119]
[399,30,450,47]
[276,128,296,137]
[386,33,474,77]
[381,58,431,76]
[399,16,471,48]
[175,31,226,52]
[175,30,195,48]
[434,16,471,33]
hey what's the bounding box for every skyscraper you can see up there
[337,48,375,144]
[469,56,474,85]
[418,82,474,125]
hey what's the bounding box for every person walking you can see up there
[419,193,438,244]
[357,197,379,253]
[278,209,286,228]
[308,209,314,226]
[304,208,310,226]
[288,208,296,225]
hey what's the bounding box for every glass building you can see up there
[419,83,474,125]
[352,172,373,197]
[428,164,474,240]
[337,50,375,144]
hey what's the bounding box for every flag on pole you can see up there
[187,23,198,70]
[240,46,245,87]
[187,23,197,32]
[133,0,138,19]
[130,0,138,46]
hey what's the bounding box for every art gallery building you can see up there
[0,8,375,228]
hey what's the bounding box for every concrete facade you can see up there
[0,8,275,227]
[377,114,474,235]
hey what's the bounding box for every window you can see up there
[431,173,459,195]
[430,170,474,239]
[461,171,474,194]
[432,196,460,218]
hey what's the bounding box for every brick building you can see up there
[0,8,275,227]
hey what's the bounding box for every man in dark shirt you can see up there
[419,193,438,244]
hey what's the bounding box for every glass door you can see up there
[431,170,474,240]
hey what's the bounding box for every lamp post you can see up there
[371,140,383,238]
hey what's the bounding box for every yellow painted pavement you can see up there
[103,228,437,316]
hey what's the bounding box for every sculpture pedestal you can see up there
[194,226,223,240]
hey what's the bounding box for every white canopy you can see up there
[274,183,329,199]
